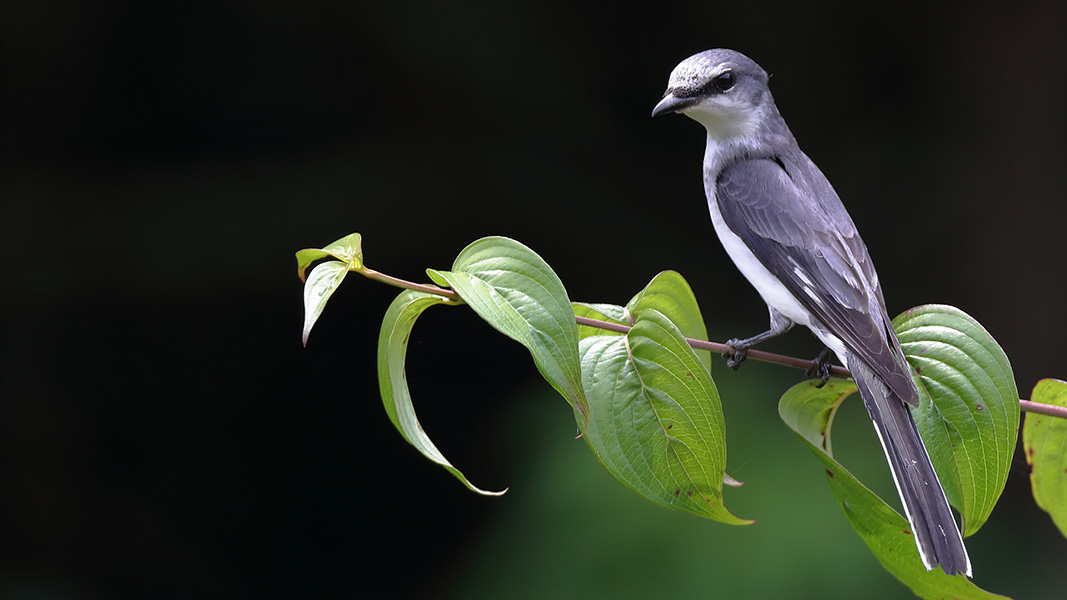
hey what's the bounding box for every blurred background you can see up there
[3,1,1067,598]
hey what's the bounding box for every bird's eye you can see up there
[714,71,735,92]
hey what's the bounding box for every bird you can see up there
[651,48,971,577]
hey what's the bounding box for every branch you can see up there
[356,267,1066,420]
[1020,400,1067,419]
[575,316,852,379]
[359,267,461,299]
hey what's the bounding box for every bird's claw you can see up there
[724,338,749,370]
[807,347,832,388]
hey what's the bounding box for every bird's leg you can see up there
[724,330,782,369]
[806,346,833,387]
[724,308,793,370]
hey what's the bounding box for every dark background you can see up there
[3,1,1066,598]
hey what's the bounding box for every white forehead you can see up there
[667,54,728,89]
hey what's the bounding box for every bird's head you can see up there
[652,49,772,142]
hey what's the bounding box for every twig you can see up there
[1019,400,1067,419]
[360,267,463,300]
[576,316,852,378]
[355,267,1066,419]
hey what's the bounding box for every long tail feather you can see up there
[848,356,972,577]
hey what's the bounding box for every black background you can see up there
[3,1,1067,598]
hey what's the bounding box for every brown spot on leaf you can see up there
[674,489,680,496]
[904,529,913,536]
[976,404,984,411]
[686,491,693,497]
[666,424,673,430]
[825,470,834,479]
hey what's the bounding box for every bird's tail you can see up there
[847,356,972,578]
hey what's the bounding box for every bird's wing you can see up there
[715,157,916,401]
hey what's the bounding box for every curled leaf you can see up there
[301,260,348,346]
[378,289,504,496]
[780,380,1009,599]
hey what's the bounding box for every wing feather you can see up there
[715,157,916,401]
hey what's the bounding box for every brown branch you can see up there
[577,315,1067,419]
[1019,400,1067,420]
[354,267,1065,419]
[575,316,852,377]
[359,267,463,301]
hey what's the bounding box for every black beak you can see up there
[651,90,696,117]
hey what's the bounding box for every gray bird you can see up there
[652,49,971,577]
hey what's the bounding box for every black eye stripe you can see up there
[682,70,736,98]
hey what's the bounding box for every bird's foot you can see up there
[807,347,833,388]
[724,338,750,370]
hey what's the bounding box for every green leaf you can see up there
[1023,378,1067,537]
[579,308,748,524]
[778,378,857,455]
[572,302,628,340]
[626,270,711,373]
[377,289,504,496]
[296,232,363,281]
[301,260,348,346]
[427,237,587,420]
[893,304,1019,536]
[780,380,1009,600]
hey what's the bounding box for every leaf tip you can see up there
[472,485,508,497]
[723,472,745,487]
[573,413,590,439]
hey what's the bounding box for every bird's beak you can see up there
[651,90,696,118]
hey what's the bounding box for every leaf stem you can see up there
[356,266,1066,420]
[358,267,462,302]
